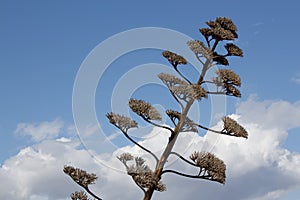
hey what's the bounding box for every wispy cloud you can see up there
[292,73,300,84]
[15,119,64,142]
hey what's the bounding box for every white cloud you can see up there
[291,73,300,84]
[0,138,102,200]
[15,119,64,142]
[1,96,300,200]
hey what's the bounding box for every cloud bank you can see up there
[1,96,300,200]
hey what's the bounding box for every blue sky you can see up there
[1,1,300,199]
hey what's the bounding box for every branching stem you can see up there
[84,186,102,200]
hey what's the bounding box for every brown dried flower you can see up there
[71,191,90,200]
[213,53,229,66]
[187,40,213,59]
[166,109,198,132]
[171,84,208,101]
[63,166,97,188]
[222,116,248,138]
[215,69,241,86]
[223,83,241,97]
[106,112,138,132]
[215,17,237,32]
[118,152,134,164]
[158,73,187,89]
[122,156,166,192]
[205,17,238,41]
[129,99,162,121]
[162,50,187,66]
[190,152,226,184]
[199,28,212,39]
[211,27,236,41]
[225,43,243,57]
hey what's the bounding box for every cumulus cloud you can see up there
[1,96,300,200]
[15,119,64,142]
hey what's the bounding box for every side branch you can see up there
[196,123,223,134]
[161,170,220,183]
[169,89,184,110]
[119,128,159,163]
[142,116,175,134]
[169,152,198,167]
[85,187,102,200]
[172,64,192,85]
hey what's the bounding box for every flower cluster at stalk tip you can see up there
[162,50,187,66]
[118,153,166,192]
[129,99,162,121]
[63,166,97,188]
[190,152,226,184]
[222,116,248,138]
[106,112,138,132]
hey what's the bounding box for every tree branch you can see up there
[161,169,220,183]
[169,152,198,167]
[117,127,159,164]
[207,91,226,95]
[195,53,205,65]
[141,116,174,135]
[84,186,102,200]
[169,89,184,110]
[172,64,192,85]
[195,123,223,134]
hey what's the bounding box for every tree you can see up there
[64,16,248,200]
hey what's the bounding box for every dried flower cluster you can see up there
[215,69,241,86]
[222,116,248,138]
[162,50,187,66]
[64,166,97,188]
[157,73,187,89]
[106,112,138,132]
[212,52,229,66]
[118,153,166,192]
[201,17,238,41]
[118,152,134,164]
[224,84,241,97]
[171,84,207,101]
[213,69,242,97]
[71,191,90,200]
[129,99,162,121]
[190,152,226,184]
[166,109,198,132]
[187,40,213,59]
[225,43,243,57]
